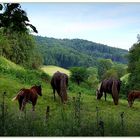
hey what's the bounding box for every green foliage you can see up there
[112,63,128,78]
[119,73,130,98]
[0,30,43,69]
[128,42,140,89]
[0,3,41,69]
[102,64,127,80]
[103,69,118,79]
[70,67,88,85]
[86,67,99,89]
[97,59,113,80]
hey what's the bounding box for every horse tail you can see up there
[60,74,67,102]
[12,96,18,101]
[12,89,24,101]
[112,80,119,105]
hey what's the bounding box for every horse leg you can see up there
[32,105,35,111]
[61,96,64,103]
[129,99,134,107]
[21,98,27,111]
[32,101,36,111]
[112,94,118,105]
[53,89,56,101]
[104,92,107,101]
[18,97,23,110]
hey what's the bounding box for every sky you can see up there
[21,3,140,50]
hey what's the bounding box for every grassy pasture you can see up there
[0,57,140,136]
[1,74,140,136]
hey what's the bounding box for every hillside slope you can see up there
[34,36,128,68]
[0,56,24,71]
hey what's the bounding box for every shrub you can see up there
[70,67,88,85]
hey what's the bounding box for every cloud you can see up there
[23,3,140,50]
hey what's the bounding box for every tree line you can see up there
[34,36,128,68]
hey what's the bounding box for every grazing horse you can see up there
[51,71,68,103]
[127,90,140,107]
[12,85,42,111]
[96,78,121,105]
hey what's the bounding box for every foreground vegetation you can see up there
[1,74,140,136]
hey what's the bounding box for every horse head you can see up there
[32,85,42,96]
[37,85,42,96]
[127,98,133,107]
[127,99,133,107]
[96,89,103,100]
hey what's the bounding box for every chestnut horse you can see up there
[96,78,121,105]
[127,90,140,107]
[12,85,42,111]
[51,71,68,103]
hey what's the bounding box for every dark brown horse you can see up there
[96,78,121,105]
[127,90,140,107]
[12,85,42,111]
[51,71,68,103]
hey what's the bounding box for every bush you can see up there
[70,67,88,85]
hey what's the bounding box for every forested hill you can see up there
[34,35,128,68]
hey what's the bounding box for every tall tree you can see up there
[128,42,140,89]
[86,67,99,89]
[0,3,37,33]
[97,58,113,81]
[70,67,88,85]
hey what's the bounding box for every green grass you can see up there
[0,57,140,136]
[41,65,71,76]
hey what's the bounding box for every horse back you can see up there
[51,71,68,89]
[100,79,113,94]
[128,90,140,100]
[51,71,68,102]
[100,78,120,94]
[18,88,37,101]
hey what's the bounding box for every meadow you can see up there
[0,56,140,136]
[41,65,71,76]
